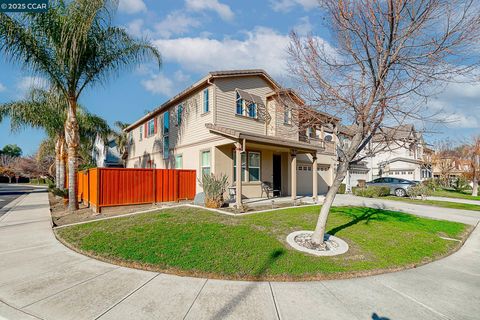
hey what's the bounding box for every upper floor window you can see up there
[139,125,143,141]
[163,111,169,135]
[128,131,133,144]
[236,92,243,115]
[284,108,292,125]
[177,104,183,125]
[306,127,313,138]
[147,118,155,137]
[236,91,257,119]
[203,89,209,113]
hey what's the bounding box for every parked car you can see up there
[366,177,418,197]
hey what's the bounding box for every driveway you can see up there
[0,189,479,320]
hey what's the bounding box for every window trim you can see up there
[163,111,170,135]
[284,108,292,125]
[139,125,143,141]
[248,151,261,182]
[233,150,262,183]
[177,104,183,126]
[163,136,169,160]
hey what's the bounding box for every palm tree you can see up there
[112,121,130,166]
[0,0,161,210]
[0,88,110,189]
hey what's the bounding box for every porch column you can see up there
[291,150,297,201]
[312,153,318,202]
[235,142,243,208]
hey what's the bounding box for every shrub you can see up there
[454,176,470,192]
[198,173,228,208]
[50,187,68,198]
[408,184,432,200]
[354,186,390,198]
[338,184,346,194]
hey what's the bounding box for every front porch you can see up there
[207,124,334,208]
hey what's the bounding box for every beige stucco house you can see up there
[124,69,339,205]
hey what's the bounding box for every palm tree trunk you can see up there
[55,138,61,188]
[65,97,80,211]
[310,162,349,245]
[59,137,67,189]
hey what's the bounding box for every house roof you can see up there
[205,123,322,153]
[378,157,424,167]
[124,69,281,132]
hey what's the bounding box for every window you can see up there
[128,131,133,144]
[147,118,155,137]
[306,127,312,138]
[175,154,183,169]
[177,105,183,125]
[233,151,246,182]
[139,126,143,141]
[201,151,211,178]
[248,152,261,181]
[247,103,257,118]
[163,136,169,159]
[284,108,292,125]
[163,112,169,135]
[203,89,209,113]
[236,92,243,115]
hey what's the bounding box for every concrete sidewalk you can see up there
[0,189,479,320]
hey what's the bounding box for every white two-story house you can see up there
[123,69,339,205]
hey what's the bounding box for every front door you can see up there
[273,154,281,195]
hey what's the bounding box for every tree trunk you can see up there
[8,176,11,183]
[55,138,61,188]
[59,138,67,190]
[472,179,478,197]
[311,161,349,245]
[65,97,80,211]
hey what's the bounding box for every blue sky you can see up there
[0,0,479,155]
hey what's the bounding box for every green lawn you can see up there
[56,206,469,280]
[383,196,480,211]
[432,188,480,201]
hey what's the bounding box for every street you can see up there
[0,183,38,217]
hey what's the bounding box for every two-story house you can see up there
[339,124,432,190]
[123,69,338,206]
[92,134,124,168]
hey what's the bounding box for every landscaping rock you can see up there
[193,192,205,206]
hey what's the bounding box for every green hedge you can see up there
[354,186,390,198]
[337,184,346,194]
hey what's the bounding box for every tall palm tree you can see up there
[0,0,161,210]
[0,88,110,189]
[112,121,130,165]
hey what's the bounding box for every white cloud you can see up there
[153,27,294,78]
[185,0,234,21]
[0,82,6,92]
[141,71,191,96]
[155,11,201,38]
[141,74,175,96]
[293,16,313,35]
[16,76,48,95]
[426,81,480,129]
[118,0,147,14]
[270,0,319,12]
[126,19,145,37]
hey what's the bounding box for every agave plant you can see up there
[199,173,228,208]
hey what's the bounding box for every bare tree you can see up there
[459,136,480,196]
[288,0,480,246]
[432,139,461,187]
[0,154,17,183]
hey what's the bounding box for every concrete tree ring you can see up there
[286,230,349,256]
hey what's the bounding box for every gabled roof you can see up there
[124,69,281,132]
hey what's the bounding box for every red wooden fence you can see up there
[77,168,196,212]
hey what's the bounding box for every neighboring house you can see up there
[92,134,124,168]
[123,69,339,203]
[340,124,432,190]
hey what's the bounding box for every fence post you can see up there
[96,168,101,214]
[87,169,90,208]
[153,168,156,204]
